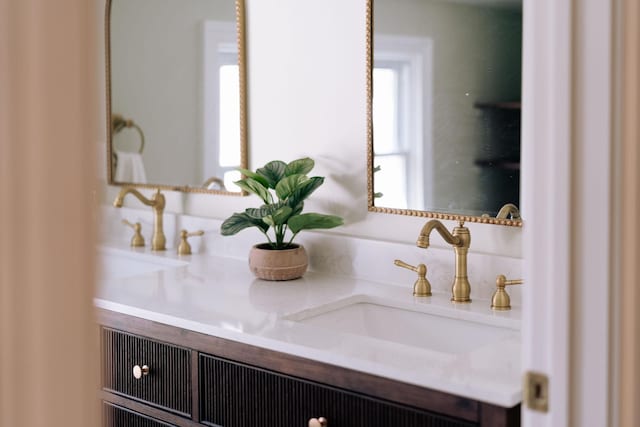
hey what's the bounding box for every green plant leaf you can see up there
[285,157,314,177]
[244,206,271,220]
[288,201,304,217]
[256,160,286,189]
[220,212,269,235]
[237,168,269,188]
[234,178,272,204]
[221,157,340,246]
[275,174,308,200]
[267,205,293,226]
[245,201,288,219]
[288,213,344,234]
[245,202,295,230]
[287,176,324,207]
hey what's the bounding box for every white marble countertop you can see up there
[95,243,522,408]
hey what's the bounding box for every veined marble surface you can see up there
[100,206,523,305]
[95,240,522,407]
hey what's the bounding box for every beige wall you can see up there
[617,0,640,423]
[0,0,99,426]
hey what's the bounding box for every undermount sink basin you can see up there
[98,248,188,280]
[286,297,517,354]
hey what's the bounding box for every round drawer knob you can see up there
[308,417,328,427]
[132,364,150,379]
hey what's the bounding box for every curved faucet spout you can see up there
[113,187,166,251]
[496,203,521,220]
[415,219,472,303]
[113,187,161,209]
[416,220,461,248]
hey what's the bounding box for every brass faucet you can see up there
[394,260,432,296]
[496,203,521,220]
[177,229,204,255]
[121,219,145,247]
[491,274,523,310]
[113,188,166,251]
[416,220,471,303]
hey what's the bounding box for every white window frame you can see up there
[374,34,433,209]
[203,21,239,188]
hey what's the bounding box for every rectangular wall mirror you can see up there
[106,0,248,194]
[367,0,523,226]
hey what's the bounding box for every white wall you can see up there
[99,0,523,257]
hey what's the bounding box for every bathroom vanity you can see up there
[100,0,526,422]
[96,246,521,427]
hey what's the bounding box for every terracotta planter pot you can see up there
[248,243,308,281]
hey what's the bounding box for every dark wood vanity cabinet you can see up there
[199,353,474,427]
[102,328,192,418]
[103,401,177,427]
[98,309,520,427]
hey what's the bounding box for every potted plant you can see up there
[221,157,344,280]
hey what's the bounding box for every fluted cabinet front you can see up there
[101,327,192,417]
[103,401,177,427]
[199,353,476,427]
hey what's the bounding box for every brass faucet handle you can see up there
[177,229,205,255]
[491,274,524,311]
[394,259,432,297]
[122,219,145,247]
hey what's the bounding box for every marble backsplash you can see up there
[100,206,523,307]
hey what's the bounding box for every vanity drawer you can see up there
[101,327,192,417]
[103,401,177,427]
[199,353,475,427]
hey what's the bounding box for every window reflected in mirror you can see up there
[368,0,523,225]
[106,0,247,194]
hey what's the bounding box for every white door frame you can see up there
[522,0,613,425]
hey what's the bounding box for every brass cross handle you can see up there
[122,219,145,247]
[394,259,432,297]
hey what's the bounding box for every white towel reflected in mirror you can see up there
[114,150,147,183]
